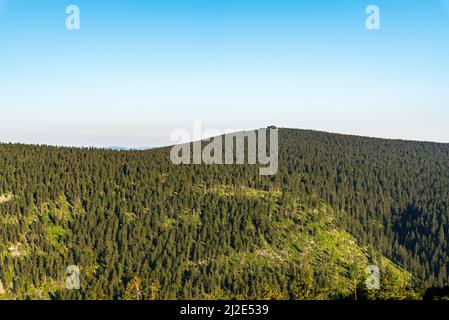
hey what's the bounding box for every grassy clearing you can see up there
[0,193,14,204]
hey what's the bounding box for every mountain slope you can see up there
[0,184,419,300]
[1,128,448,299]
[278,129,449,286]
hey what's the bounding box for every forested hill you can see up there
[0,128,448,299]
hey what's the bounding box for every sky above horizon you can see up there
[1,0,449,147]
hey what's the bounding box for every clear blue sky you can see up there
[1,0,449,147]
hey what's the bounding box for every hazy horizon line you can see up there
[1,127,449,150]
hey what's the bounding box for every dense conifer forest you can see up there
[0,128,448,300]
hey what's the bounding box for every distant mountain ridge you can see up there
[106,146,153,151]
